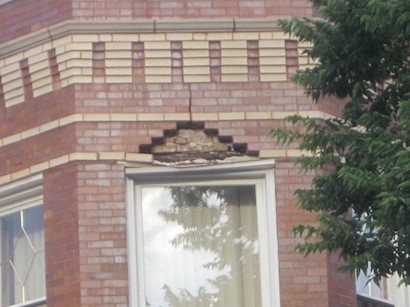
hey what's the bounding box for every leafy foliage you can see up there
[271,0,410,285]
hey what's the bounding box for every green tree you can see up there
[271,0,410,285]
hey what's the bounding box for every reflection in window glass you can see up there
[141,185,261,307]
[0,206,45,306]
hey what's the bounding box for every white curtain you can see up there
[141,185,261,307]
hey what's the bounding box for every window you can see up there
[126,160,280,307]
[0,175,45,307]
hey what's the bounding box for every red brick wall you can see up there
[0,0,72,44]
[76,161,129,305]
[44,163,81,306]
[72,0,314,19]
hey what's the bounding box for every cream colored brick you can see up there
[220,40,247,49]
[66,59,93,68]
[27,52,48,65]
[33,84,53,98]
[59,114,83,126]
[218,112,245,120]
[55,44,67,55]
[193,33,207,40]
[105,42,132,50]
[1,62,20,75]
[0,174,12,186]
[221,57,248,65]
[182,41,209,49]
[246,112,272,120]
[184,75,210,83]
[11,169,30,181]
[125,153,153,163]
[105,67,132,76]
[259,149,287,158]
[2,71,22,85]
[259,57,287,65]
[233,32,260,40]
[145,67,171,75]
[183,49,209,58]
[259,66,286,74]
[221,66,248,74]
[271,111,297,119]
[70,42,93,51]
[2,134,21,146]
[52,35,73,48]
[112,34,138,42]
[260,74,287,82]
[99,34,113,42]
[80,51,93,59]
[56,51,75,63]
[49,155,70,168]
[23,45,44,58]
[221,74,248,82]
[259,32,274,39]
[164,113,190,121]
[5,95,24,108]
[21,127,41,139]
[144,41,171,50]
[81,68,93,75]
[72,34,99,42]
[83,114,110,121]
[61,79,69,87]
[259,48,286,57]
[30,161,50,174]
[31,68,52,81]
[144,50,171,58]
[69,76,93,84]
[271,32,290,39]
[60,68,81,79]
[166,33,193,41]
[137,113,164,121]
[105,50,132,59]
[206,33,233,40]
[145,75,172,83]
[105,59,132,67]
[110,113,137,121]
[106,76,132,83]
[139,33,166,42]
[259,40,286,48]
[192,112,218,121]
[32,76,52,88]
[98,152,126,160]
[4,87,24,99]
[40,120,59,132]
[145,58,171,67]
[69,152,98,161]
[183,66,210,75]
[221,49,248,57]
[4,53,23,66]
[66,152,91,162]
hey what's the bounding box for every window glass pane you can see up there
[141,185,261,307]
[0,206,45,306]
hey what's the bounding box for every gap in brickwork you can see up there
[20,59,33,101]
[92,42,106,83]
[48,49,61,90]
[285,40,299,79]
[132,42,145,83]
[171,41,183,83]
[247,40,260,82]
[209,41,221,83]
[139,121,258,163]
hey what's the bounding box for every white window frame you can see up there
[126,160,280,307]
[0,174,46,307]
